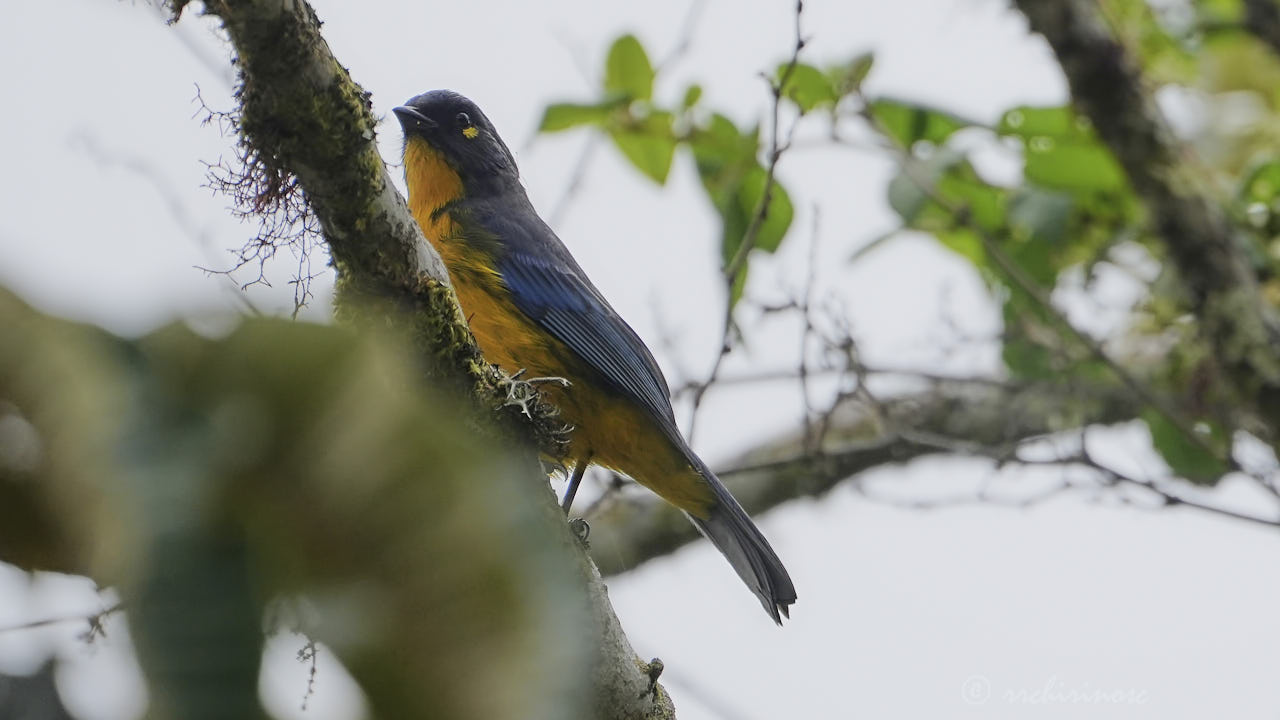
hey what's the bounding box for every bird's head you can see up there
[393,90,520,200]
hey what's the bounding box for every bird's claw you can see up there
[568,517,590,547]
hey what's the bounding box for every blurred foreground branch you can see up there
[0,290,592,718]
[0,287,671,719]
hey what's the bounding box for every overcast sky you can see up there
[2,0,1278,718]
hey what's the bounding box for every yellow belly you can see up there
[459,262,711,514]
[429,226,712,514]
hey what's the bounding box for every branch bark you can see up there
[1012,0,1280,439]
[1245,0,1280,57]
[160,1,672,716]
[588,378,1141,575]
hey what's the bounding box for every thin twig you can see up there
[798,205,822,453]
[687,0,806,441]
[721,0,805,284]
[297,636,319,711]
[0,602,124,636]
[655,0,710,72]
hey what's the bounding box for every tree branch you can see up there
[162,1,672,716]
[1244,0,1280,57]
[588,377,1142,575]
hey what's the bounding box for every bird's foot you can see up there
[568,517,590,548]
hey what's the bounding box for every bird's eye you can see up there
[456,112,472,127]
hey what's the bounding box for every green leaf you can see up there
[681,84,703,109]
[997,106,1077,137]
[1000,293,1061,379]
[538,102,615,132]
[609,111,676,184]
[717,168,794,292]
[935,228,986,268]
[736,166,794,253]
[1198,0,1243,24]
[1237,159,1280,241]
[887,170,929,224]
[1143,410,1231,484]
[778,62,836,112]
[691,114,760,200]
[828,52,875,98]
[1008,187,1073,245]
[1240,159,1280,204]
[1103,0,1196,83]
[604,34,654,101]
[885,146,1005,237]
[687,112,792,306]
[937,165,1005,232]
[870,99,973,147]
[1025,139,1127,193]
[1001,340,1054,380]
[998,106,1128,193]
[1001,340,1055,380]
[1006,231,1058,287]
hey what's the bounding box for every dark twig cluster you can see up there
[195,88,325,318]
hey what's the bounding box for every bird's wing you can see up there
[495,247,682,437]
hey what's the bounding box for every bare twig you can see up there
[0,601,123,637]
[194,88,326,317]
[152,2,236,90]
[720,0,805,284]
[70,130,262,317]
[655,0,710,72]
[798,206,822,453]
[297,637,319,711]
[687,0,806,441]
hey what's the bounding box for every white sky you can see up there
[1,0,1278,718]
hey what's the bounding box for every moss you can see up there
[331,270,568,459]
[410,279,570,458]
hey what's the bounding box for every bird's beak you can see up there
[393,106,437,133]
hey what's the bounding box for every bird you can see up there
[393,90,796,623]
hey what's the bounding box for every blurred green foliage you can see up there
[0,289,591,720]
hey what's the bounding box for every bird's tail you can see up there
[686,462,796,624]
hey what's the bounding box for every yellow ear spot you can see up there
[462,126,479,140]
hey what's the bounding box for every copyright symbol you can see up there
[961,675,991,705]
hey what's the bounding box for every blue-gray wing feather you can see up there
[461,199,681,439]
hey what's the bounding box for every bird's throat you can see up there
[404,137,465,238]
